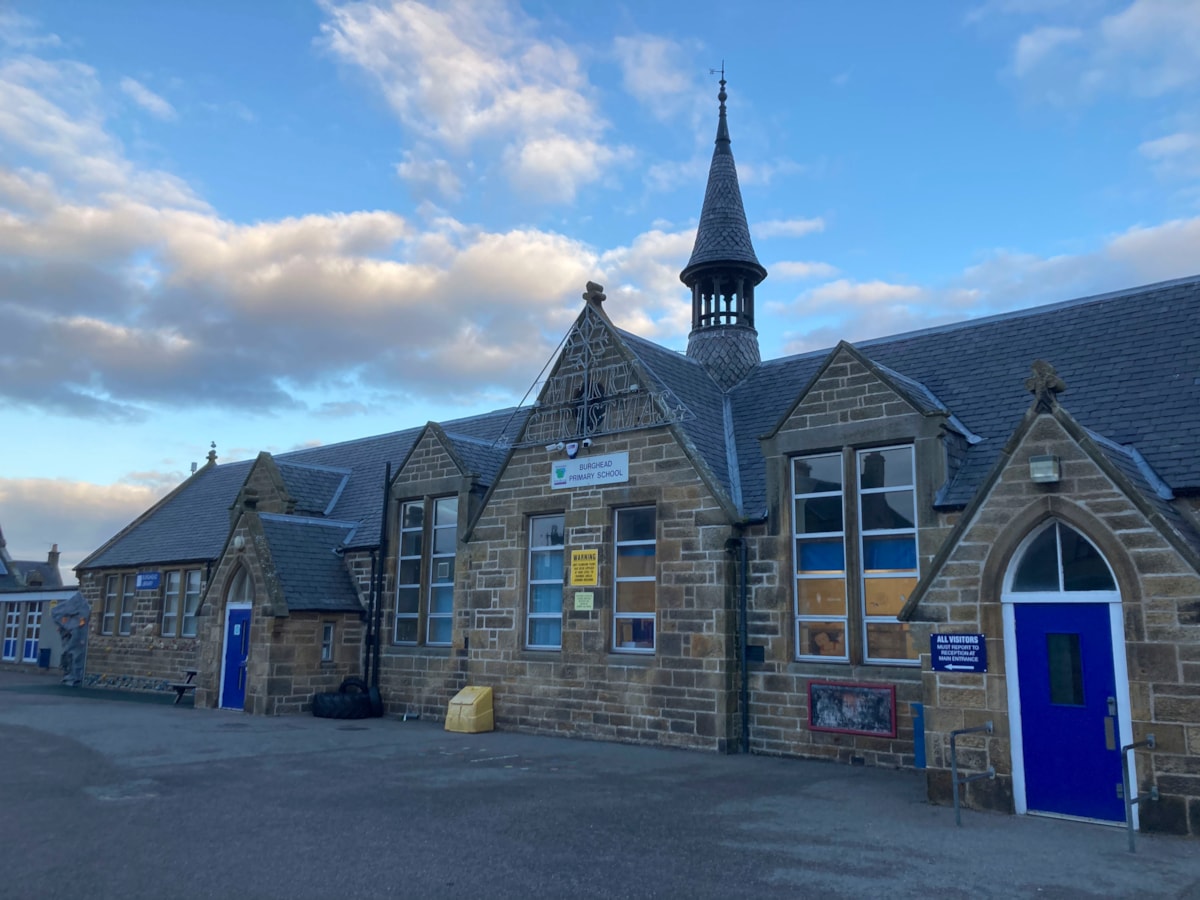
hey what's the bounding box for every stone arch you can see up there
[978,494,1142,610]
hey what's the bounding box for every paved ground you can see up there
[1,672,1197,900]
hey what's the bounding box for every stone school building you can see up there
[77,84,1200,836]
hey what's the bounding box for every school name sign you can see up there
[551,452,630,490]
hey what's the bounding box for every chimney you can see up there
[47,543,60,570]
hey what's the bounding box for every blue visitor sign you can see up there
[136,572,161,591]
[930,633,987,673]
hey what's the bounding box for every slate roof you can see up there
[680,82,765,282]
[0,559,64,592]
[276,463,350,517]
[0,524,68,592]
[619,329,732,497]
[79,406,528,570]
[258,514,363,612]
[626,275,1200,521]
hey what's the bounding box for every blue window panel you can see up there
[862,536,917,570]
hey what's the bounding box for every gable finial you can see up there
[1025,360,1066,411]
[582,281,606,307]
[206,441,218,465]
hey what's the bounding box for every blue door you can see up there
[1016,603,1123,822]
[221,608,251,710]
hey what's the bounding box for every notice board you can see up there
[808,681,897,738]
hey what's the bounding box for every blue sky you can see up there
[2,0,1199,571]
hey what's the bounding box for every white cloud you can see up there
[503,134,632,203]
[395,150,464,201]
[1013,26,1082,77]
[612,35,694,120]
[119,76,177,121]
[1138,131,1200,179]
[0,475,177,573]
[1008,1,1200,98]
[317,0,621,202]
[755,217,825,238]
[773,260,839,280]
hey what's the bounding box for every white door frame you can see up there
[1001,524,1135,826]
[218,601,252,709]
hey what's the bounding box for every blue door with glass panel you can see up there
[1016,602,1124,822]
[221,608,251,709]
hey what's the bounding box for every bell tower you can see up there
[680,75,767,390]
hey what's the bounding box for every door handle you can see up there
[1104,695,1117,751]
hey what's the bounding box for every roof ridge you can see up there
[258,512,360,529]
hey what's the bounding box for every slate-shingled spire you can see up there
[681,75,767,390]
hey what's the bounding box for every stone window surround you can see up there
[762,410,946,669]
[162,567,203,638]
[526,512,566,650]
[100,572,137,636]
[613,505,657,654]
[791,444,921,666]
[393,494,458,648]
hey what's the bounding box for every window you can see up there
[117,574,135,635]
[2,606,19,660]
[99,574,137,636]
[792,446,919,665]
[321,622,335,661]
[1011,521,1115,593]
[428,498,456,645]
[614,507,656,652]
[23,604,42,662]
[227,567,254,604]
[527,514,565,649]
[162,568,202,637]
[393,496,459,646]
[102,575,118,634]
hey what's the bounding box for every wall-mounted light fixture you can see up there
[233,534,246,551]
[1029,455,1061,484]
[545,442,565,453]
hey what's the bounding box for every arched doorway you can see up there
[219,567,254,710]
[1002,519,1133,824]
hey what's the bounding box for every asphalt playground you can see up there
[1,671,1197,899]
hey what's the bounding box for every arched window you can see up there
[1007,521,1116,594]
[227,568,254,605]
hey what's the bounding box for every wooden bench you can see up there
[169,669,198,705]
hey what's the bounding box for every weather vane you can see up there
[708,61,725,81]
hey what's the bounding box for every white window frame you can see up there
[2,605,19,661]
[613,506,656,653]
[321,621,335,661]
[426,497,457,647]
[857,445,919,665]
[790,445,920,665]
[118,574,135,636]
[22,604,42,662]
[102,575,119,635]
[181,569,202,637]
[526,514,565,650]
[393,500,423,645]
[393,496,458,647]
[792,452,849,662]
[163,570,181,637]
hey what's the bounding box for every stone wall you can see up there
[914,412,1200,835]
[460,425,737,752]
[79,568,203,692]
[376,429,473,718]
[746,348,951,767]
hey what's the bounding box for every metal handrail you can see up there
[950,721,995,826]
[1121,733,1157,853]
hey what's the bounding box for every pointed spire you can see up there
[681,75,766,281]
[681,75,766,390]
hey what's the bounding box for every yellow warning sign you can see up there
[571,549,598,586]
